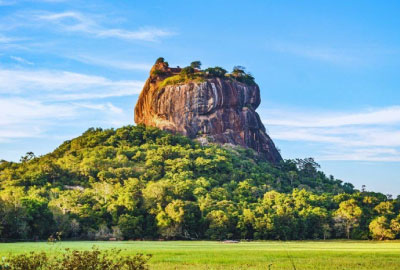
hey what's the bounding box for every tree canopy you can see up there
[0,125,397,241]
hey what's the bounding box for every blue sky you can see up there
[0,0,399,195]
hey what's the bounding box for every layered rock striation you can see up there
[134,61,282,163]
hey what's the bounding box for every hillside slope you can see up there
[0,125,398,241]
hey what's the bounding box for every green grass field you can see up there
[1,241,399,270]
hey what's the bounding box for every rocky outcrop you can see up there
[134,62,282,163]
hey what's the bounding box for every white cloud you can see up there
[0,98,76,141]
[0,68,144,100]
[262,106,400,161]
[35,11,174,42]
[267,42,356,65]
[265,106,400,127]
[107,103,123,114]
[37,0,67,2]
[73,102,129,127]
[0,34,20,43]
[74,102,123,114]
[0,0,15,6]
[266,41,394,66]
[0,98,75,125]
[73,102,108,111]
[320,148,400,162]
[0,67,140,142]
[0,0,65,4]
[70,54,152,71]
[0,127,41,142]
[0,98,130,141]
[10,55,33,65]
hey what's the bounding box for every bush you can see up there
[235,73,255,85]
[204,67,227,78]
[180,66,195,77]
[0,251,48,270]
[230,66,255,85]
[0,247,152,270]
[190,61,201,69]
[151,69,166,77]
[155,57,165,64]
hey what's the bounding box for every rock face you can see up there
[134,62,282,163]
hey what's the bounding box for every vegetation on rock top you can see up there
[153,58,256,88]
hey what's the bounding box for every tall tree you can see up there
[334,199,362,239]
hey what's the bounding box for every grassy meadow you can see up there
[0,240,399,270]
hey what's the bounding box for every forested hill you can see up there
[0,125,398,241]
[2,125,353,193]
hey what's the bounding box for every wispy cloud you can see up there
[0,97,130,142]
[0,66,139,142]
[0,98,75,141]
[320,148,400,162]
[75,102,123,114]
[10,55,33,65]
[35,11,174,42]
[0,68,143,100]
[0,0,65,4]
[262,106,400,161]
[266,41,395,66]
[0,0,16,6]
[0,34,20,43]
[73,102,130,126]
[38,0,67,2]
[271,43,356,64]
[265,106,400,127]
[0,98,75,126]
[71,54,152,71]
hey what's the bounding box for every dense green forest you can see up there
[0,125,399,241]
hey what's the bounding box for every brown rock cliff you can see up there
[134,61,282,164]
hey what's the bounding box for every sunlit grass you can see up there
[1,240,400,269]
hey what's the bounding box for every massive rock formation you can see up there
[134,61,282,163]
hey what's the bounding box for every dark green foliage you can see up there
[190,61,202,69]
[151,69,166,77]
[20,152,35,163]
[204,67,227,78]
[180,66,195,77]
[21,198,54,238]
[152,57,168,76]
[232,66,246,74]
[155,57,165,64]
[0,247,151,270]
[230,66,256,85]
[156,59,256,86]
[0,125,397,241]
